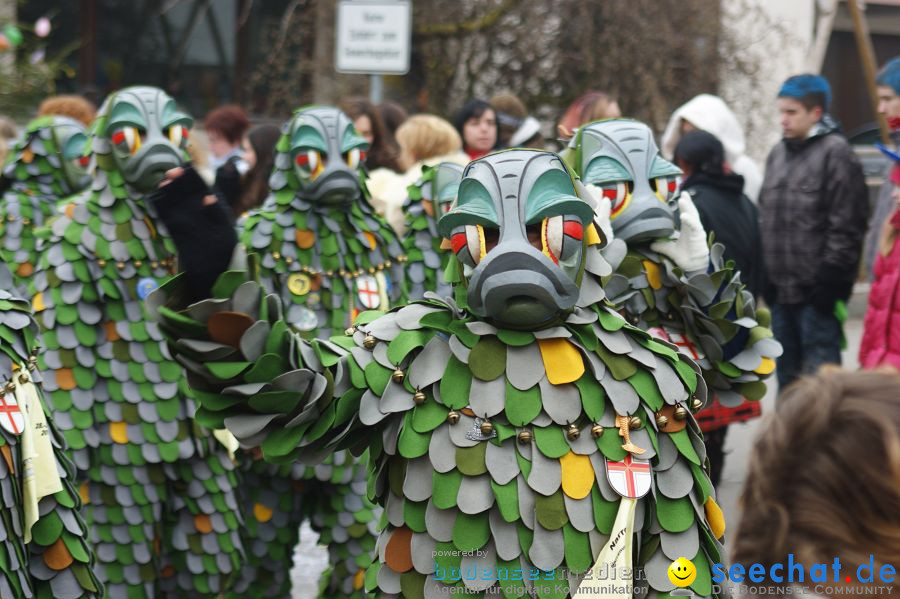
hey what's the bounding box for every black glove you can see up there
[808,263,853,315]
[761,278,777,306]
[148,166,237,303]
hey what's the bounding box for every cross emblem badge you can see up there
[0,390,25,436]
[605,454,652,499]
[356,275,382,309]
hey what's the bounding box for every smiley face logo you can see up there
[667,558,696,587]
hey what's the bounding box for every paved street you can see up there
[290,294,869,598]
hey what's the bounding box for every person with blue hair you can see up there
[759,74,869,392]
[863,57,900,278]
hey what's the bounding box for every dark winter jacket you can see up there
[683,171,764,298]
[759,119,869,305]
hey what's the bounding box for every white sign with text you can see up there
[335,0,411,74]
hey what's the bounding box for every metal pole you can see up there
[847,0,890,145]
[369,73,383,104]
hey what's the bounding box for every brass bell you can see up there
[413,391,426,405]
[590,423,604,438]
[133,260,142,268]
[566,423,580,441]
[115,261,125,269]
[674,405,688,421]
[629,416,642,430]
[691,398,704,411]
[655,413,669,428]
[480,420,494,436]
[391,369,405,383]
[363,335,377,349]
[344,327,356,336]
[285,256,293,264]
[97,259,107,267]
[150,261,159,269]
[272,251,281,260]
[447,410,460,425]
[517,430,532,444]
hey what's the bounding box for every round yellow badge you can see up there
[667,557,697,587]
[287,273,311,296]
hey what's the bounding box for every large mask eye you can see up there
[166,125,190,149]
[294,149,326,180]
[72,155,90,172]
[599,180,631,218]
[450,224,487,268]
[111,126,144,156]
[652,176,679,203]
[541,215,584,266]
[344,147,367,169]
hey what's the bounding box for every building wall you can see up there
[718,0,816,164]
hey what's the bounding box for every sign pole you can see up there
[370,73,384,104]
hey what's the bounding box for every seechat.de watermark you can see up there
[669,555,896,597]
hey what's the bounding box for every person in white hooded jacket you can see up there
[367,114,470,234]
[661,93,763,203]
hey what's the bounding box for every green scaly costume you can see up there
[153,149,726,598]
[30,86,244,597]
[563,119,780,410]
[0,116,90,292]
[230,106,403,597]
[0,262,102,598]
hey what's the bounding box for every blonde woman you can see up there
[367,113,469,233]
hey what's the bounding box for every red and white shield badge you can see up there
[356,275,382,309]
[605,455,651,499]
[0,392,25,435]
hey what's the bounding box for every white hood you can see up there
[661,94,762,202]
[661,94,747,162]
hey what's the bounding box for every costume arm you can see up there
[661,242,781,405]
[149,270,372,463]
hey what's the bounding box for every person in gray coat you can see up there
[862,57,900,279]
[759,74,869,392]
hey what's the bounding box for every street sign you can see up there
[335,0,412,75]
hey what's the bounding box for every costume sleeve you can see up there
[667,246,781,406]
[149,270,375,463]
